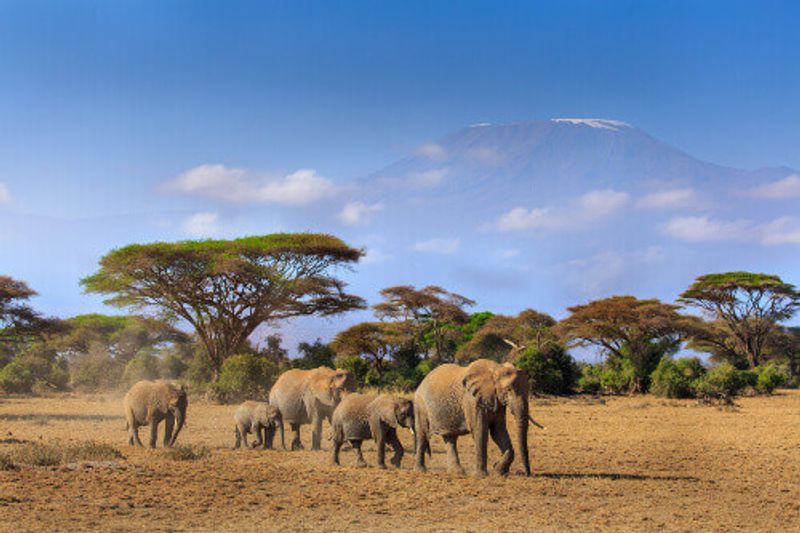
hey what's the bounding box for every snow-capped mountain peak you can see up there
[551,118,631,131]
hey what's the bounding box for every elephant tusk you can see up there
[528,415,546,430]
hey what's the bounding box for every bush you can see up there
[600,358,636,394]
[9,442,63,467]
[333,354,370,387]
[293,340,335,370]
[213,353,280,402]
[755,363,789,394]
[162,444,210,461]
[62,441,124,463]
[693,363,754,402]
[0,360,34,393]
[69,344,123,391]
[576,363,603,394]
[186,350,215,389]
[516,345,577,395]
[651,357,706,399]
[160,352,189,380]
[122,350,161,386]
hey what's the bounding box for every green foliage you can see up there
[576,363,603,394]
[754,363,789,394]
[122,349,161,386]
[599,358,637,395]
[516,344,577,395]
[693,363,755,401]
[68,344,123,391]
[293,340,335,369]
[334,353,370,387]
[212,353,280,402]
[651,357,706,399]
[160,352,189,380]
[0,360,34,393]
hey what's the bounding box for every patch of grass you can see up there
[0,452,16,471]
[161,444,210,461]
[10,442,63,467]
[63,441,124,462]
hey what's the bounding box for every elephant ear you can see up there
[374,398,399,428]
[331,369,354,392]
[462,361,498,411]
[495,363,528,399]
[309,372,336,404]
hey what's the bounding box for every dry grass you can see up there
[1,391,799,531]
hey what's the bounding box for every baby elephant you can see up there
[234,401,285,450]
[331,393,414,468]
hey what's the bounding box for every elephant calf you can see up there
[124,380,187,448]
[234,401,285,450]
[331,393,414,469]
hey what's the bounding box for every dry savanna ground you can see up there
[1,391,799,532]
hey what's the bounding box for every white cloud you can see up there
[414,143,447,160]
[182,212,222,238]
[486,189,629,232]
[164,164,337,206]
[637,188,700,209]
[748,174,800,199]
[495,248,521,260]
[566,246,665,294]
[361,247,392,265]
[0,183,10,204]
[410,237,461,254]
[337,201,384,226]
[663,215,800,245]
[405,168,448,189]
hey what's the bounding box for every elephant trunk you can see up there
[510,393,531,476]
[170,406,186,447]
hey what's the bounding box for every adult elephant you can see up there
[269,367,355,450]
[414,359,531,477]
[124,380,188,448]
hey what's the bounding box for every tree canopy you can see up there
[679,272,800,368]
[455,309,558,362]
[82,233,366,378]
[557,296,690,391]
[0,276,63,351]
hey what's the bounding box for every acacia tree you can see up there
[330,322,406,378]
[82,234,366,380]
[373,285,474,361]
[557,296,690,392]
[0,276,63,352]
[455,309,558,362]
[679,272,800,368]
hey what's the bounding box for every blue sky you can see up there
[0,1,798,349]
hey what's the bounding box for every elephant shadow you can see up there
[536,471,700,482]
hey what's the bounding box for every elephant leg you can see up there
[472,414,489,478]
[127,422,139,447]
[352,440,367,468]
[414,417,429,473]
[388,428,404,468]
[375,427,387,469]
[331,435,342,466]
[163,414,174,448]
[149,420,159,449]
[443,436,465,475]
[264,426,275,450]
[234,426,243,449]
[290,423,303,450]
[311,413,323,451]
[489,421,515,476]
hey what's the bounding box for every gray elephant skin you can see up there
[331,393,414,468]
[414,359,531,477]
[268,367,355,450]
[123,380,188,448]
[233,401,285,450]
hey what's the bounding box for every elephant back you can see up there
[333,393,377,440]
[269,369,313,424]
[415,365,469,436]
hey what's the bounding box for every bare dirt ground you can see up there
[1,391,798,532]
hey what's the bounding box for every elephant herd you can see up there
[123,359,533,478]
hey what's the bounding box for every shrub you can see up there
[651,357,706,399]
[755,363,789,394]
[516,345,577,395]
[0,452,14,471]
[576,363,603,394]
[0,360,34,393]
[160,352,189,380]
[162,444,210,461]
[600,358,636,394]
[213,353,280,402]
[333,354,370,387]
[69,344,123,391]
[186,350,215,389]
[10,442,63,467]
[693,363,754,402]
[62,441,124,463]
[122,350,161,386]
[293,340,336,370]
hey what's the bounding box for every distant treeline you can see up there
[1,234,798,402]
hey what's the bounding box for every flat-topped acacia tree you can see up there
[82,233,366,380]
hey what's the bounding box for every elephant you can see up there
[330,393,415,469]
[268,366,355,451]
[123,380,188,448]
[233,401,285,450]
[414,359,531,478]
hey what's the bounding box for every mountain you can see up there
[367,118,793,202]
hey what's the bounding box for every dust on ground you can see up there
[1,391,798,532]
